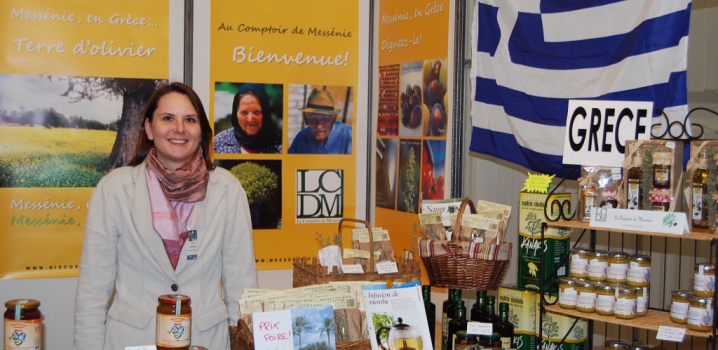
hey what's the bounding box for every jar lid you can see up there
[690,296,713,305]
[456,331,476,341]
[671,290,694,298]
[4,299,41,310]
[605,339,629,349]
[597,284,615,292]
[609,252,629,259]
[579,282,596,289]
[593,250,609,257]
[478,333,501,340]
[629,343,652,350]
[633,285,647,294]
[631,255,651,262]
[571,248,591,254]
[616,287,636,295]
[158,294,191,304]
[695,263,715,272]
[559,277,577,286]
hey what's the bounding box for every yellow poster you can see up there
[210,1,359,270]
[375,0,451,267]
[0,1,169,279]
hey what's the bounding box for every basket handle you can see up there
[338,218,375,269]
[452,198,477,242]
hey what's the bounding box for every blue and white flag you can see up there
[470,0,691,178]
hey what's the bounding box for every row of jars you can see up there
[669,290,714,332]
[605,339,663,350]
[558,278,649,320]
[570,249,651,286]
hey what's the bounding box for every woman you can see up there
[73,82,258,349]
[214,83,282,154]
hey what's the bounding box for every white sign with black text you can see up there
[562,100,653,166]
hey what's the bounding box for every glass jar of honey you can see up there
[4,299,41,350]
[693,263,715,298]
[595,284,615,316]
[558,278,578,309]
[588,251,609,282]
[687,296,713,332]
[576,282,597,313]
[614,287,637,319]
[634,286,649,317]
[669,290,693,324]
[607,253,630,284]
[653,151,672,189]
[157,294,192,350]
[455,330,478,350]
[570,249,592,278]
[627,255,651,287]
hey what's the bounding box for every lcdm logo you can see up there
[295,169,344,223]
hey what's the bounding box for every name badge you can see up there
[187,229,198,260]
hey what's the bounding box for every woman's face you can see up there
[144,92,202,170]
[237,94,264,136]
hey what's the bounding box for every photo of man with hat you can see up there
[288,87,353,154]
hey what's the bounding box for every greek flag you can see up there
[470,0,691,178]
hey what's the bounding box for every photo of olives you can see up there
[421,58,448,137]
[399,61,425,137]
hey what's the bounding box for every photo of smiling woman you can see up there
[214,82,283,154]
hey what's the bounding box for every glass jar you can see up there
[653,151,672,189]
[4,299,42,350]
[157,294,192,350]
[478,333,502,350]
[634,286,649,317]
[454,330,478,350]
[614,287,637,319]
[558,278,578,309]
[693,263,715,298]
[570,249,592,278]
[595,284,615,316]
[687,296,713,332]
[669,290,693,324]
[607,253,630,284]
[629,343,652,350]
[627,255,651,287]
[576,282,597,313]
[605,339,630,350]
[588,251,609,282]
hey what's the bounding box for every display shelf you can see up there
[544,304,712,339]
[546,220,717,241]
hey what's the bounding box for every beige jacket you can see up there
[73,162,258,350]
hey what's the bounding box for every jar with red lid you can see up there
[4,299,42,350]
[157,294,192,350]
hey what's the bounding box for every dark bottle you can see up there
[476,295,498,324]
[470,290,487,321]
[448,300,467,350]
[422,285,436,349]
[441,289,461,350]
[692,149,709,228]
[493,302,515,350]
[627,149,644,210]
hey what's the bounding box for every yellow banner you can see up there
[211,0,359,270]
[0,0,169,279]
[375,0,451,283]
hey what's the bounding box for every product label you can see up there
[501,337,512,349]
[687,306,713,327]
[655,168,670,184]
[693,273,715,293]
[607,262,628,281]
[570,255,588,276]
[4,318,41,350]
[156,313,191,347]
[614,297,637,316]
[595,294,614,313]
[587,259,607,279]
[627,262,650,284]
[576,292,596,309]
[670,301,689,319]
[584,196,594,216]
[692,187,704,220]
[636,289,648,314]
[559,287,577,306]
[627,181,640,210]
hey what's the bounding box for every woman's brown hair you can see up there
[128,82,215,170]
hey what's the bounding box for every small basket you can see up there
[292,218,422,288]
[420,199,512,290]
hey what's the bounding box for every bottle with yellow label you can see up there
[627,149,644,210]
[692,148,709,228]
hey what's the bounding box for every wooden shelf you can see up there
[546,220,718,241]
[544,304,714,339]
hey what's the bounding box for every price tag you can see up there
[656,326,685,342]
[376,261,399,274]
[466,321,493,335]
[341,264,364,274]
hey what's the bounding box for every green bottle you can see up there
[441,289,461,350]
[448,300,467,350]
[470,290,487,321]
[493,302,515,350]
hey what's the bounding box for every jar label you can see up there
[636,294,647,314]
[627,262,650,284]
[693,273,715,292]
[595,294,614,312]
[614,297,637,316]
[655,168,670,185]
[607,262,628,281]
[570,256,588,276]
[670,301,689,319]
[4,318,41,349]
[587,259,607,279]
[559,287,577,305]
[687,306,713,327]
[576,292,596,309]
[156,314,191,347]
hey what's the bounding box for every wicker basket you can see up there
[292,218,422,288]
[420,199,512,290]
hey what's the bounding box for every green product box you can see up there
[518,192,572,291]
[537,295,588,350]
[498,285,538,350]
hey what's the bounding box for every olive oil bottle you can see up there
[627,149,643,210]
[692,149,709,228]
